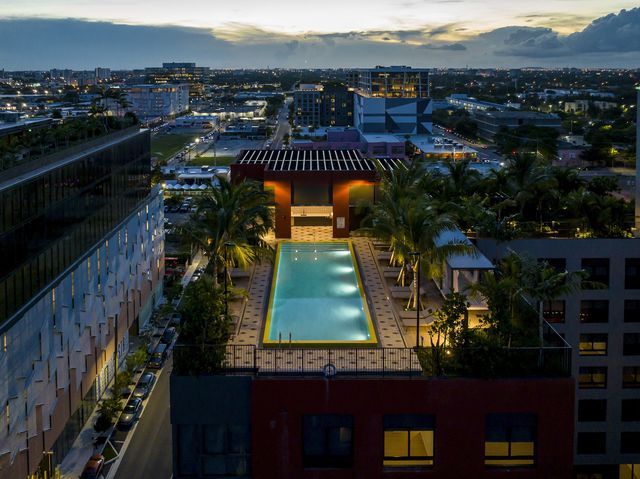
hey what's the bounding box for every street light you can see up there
[224,242,235,317]
[410,251,421,349]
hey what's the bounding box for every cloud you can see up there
[0,8,639,69]
[419,43,467,51]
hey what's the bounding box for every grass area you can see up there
[186,155,236,167]
[151,134,192,160]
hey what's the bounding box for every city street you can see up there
[110,356,173,479]
[270,97,292,149]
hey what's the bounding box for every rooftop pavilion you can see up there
[231,149,404,238]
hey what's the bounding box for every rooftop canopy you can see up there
[435,228,494,270]
[235,149,404,172]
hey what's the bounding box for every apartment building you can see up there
[476,238,640,479]
[293,83,354,127]
[126,84,190,121]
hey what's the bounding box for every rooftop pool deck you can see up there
[263,241,378,347]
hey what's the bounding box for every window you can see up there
[578,400,607,422]
[302,415,353,468]
[543,300,565,323]
[579,367,607,389]
[625,300,640,322]
[623,366,640,388]
[383,415,434,467]
[621,433,640,454]
[579,334,608,356]
[541,258,566,273]
[484,414,536,467]
[622,399,640,421]
[582,258,609,288]
[620,464,640,479]
[624,334,640,356]
[580,300,609,323]
[626,259,640,289]
[577,432,606,455]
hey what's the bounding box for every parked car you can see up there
[169,313,182,327]
[117,398,143,429]
[161,327,177,345]
[133,372,157,399]
[80,454,104,479]
[148,343,168,369]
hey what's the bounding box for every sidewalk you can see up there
[57,252,206,478]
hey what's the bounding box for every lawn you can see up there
[186,155,236,167]
[151,134,193,160]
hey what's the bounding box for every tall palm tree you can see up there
[517,256,585,350]
[181,180,274,287]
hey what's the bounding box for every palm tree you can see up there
[517,256,585,350]
[181,180,274,287]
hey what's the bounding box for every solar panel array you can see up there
[235,149,403,172]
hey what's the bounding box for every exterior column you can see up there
[332,180,350,238]
[273,180,291,239]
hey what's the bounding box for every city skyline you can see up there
[0,3,639,69]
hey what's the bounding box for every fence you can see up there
[173,343,571,378]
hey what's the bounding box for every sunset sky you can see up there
[1,1,639,68]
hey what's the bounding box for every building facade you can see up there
[0,128,165,478]
[476,238,640,479]
[293,84,353,127]
[126,84,190,121]
[171,371,575,478]
[474,111,562,140]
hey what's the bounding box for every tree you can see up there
[176,275,233,374]
[94,396,122,432]
[181,180,274,288]
[517,255,585,350]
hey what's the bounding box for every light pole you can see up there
[224,242,235,317]
[410,251,421,349]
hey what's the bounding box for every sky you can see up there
[1,0,640,69]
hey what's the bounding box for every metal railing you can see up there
[173,343,571,378]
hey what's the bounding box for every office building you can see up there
[94,67,112,83]
[293,83,354,127]
[474,111,562,140]
[352,66,432,135]
[145,63,211,98]
[0,126,164,478]
[126,84,190,121]
[447,94,519,112]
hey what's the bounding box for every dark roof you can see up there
[235,149,404,172]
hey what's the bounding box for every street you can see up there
[111,356,173,479]
[270,97,292,149]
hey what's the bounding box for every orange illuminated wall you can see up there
[266,180,292,239]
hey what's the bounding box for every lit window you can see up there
[484,414,536,467]
[579,367,607,389]
[579,334,607,356]
[383,415,434,467]
[623,366,640,388]
[620,464,640,479]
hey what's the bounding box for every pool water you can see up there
[264,242,376,345]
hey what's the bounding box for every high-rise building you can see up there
[94,67,112,83]
[126,84,190,121]
[352,66,433,135]
[292,83,354,127]
[0,125,164,477]
[144,63,211,98]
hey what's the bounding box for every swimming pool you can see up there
[263,241,377,346]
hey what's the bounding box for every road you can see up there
[113,357,173,479]
[270,98,292,149]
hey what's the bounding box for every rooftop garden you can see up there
[0,113,138,173]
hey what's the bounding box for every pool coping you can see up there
[262,240,379,348]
